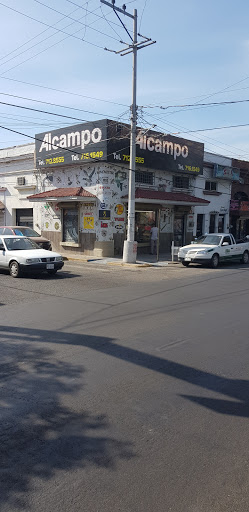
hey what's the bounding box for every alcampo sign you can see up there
[35,120,107,168]
[35,119,203,174]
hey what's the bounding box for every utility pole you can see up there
[100,1,155,263]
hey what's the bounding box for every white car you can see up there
[0,235,64,278]
[178,233,249,268]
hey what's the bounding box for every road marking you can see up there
[156,339,189,351]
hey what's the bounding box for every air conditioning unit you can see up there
[17,177,26,186]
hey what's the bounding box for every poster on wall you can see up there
[83,216,94,230]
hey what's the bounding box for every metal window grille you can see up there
[173,176,190,189]
[17,177,26,186]
[135,171,154,185]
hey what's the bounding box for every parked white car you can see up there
[178,233,249,268]
[0,235,64,277]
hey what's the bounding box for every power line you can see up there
[31,0,127,44]
[0,79,128,108]
[0,1,86,66]
[0,1,107,50]
[172,123,249,135]
[141,98,249,111]
[137,111,249,161]
[0,92,126,120]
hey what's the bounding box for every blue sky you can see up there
[1,0,249,160]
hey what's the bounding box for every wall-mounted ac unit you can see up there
[17,177,26,186]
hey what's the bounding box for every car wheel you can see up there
[182,261,190,267]
[9,260,21,278]
[210,253,219,268]
[241,250,249,264]
[47,269,58,275]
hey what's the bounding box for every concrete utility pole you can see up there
[100,1,155,263]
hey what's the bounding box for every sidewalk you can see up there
[64,252,180,267]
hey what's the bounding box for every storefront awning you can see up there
[122,188,210,206]
[0,201,5,210]
[27,187,97,202]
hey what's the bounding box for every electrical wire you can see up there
[0,80,129,108]
[31,0,127,44]
[137,111,249,162]
[0,1,107,50]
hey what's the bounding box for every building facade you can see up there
[3,120,237,258]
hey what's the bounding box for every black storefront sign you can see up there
[35,119,107,168]
[35,119,203,175]
[107,122,204,175]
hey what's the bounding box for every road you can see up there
[1,261,249,512]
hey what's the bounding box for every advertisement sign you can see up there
[214,164,240,181]
[83,216,94,230]
[107,123,204,175]
[35,120,107,168]
[99,210,111,220]
[35,119,203,175]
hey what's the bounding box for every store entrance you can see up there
[173,215,185,247]
[135,210,156,252]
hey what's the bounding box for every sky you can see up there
[1,0,249,161]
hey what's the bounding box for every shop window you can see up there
[205,180,217,191]
[135,171,154,185]
[173,176,190,189]
[62,208,79,243]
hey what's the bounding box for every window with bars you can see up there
[135,171,154,185]
[205,180,217,191]
[173,175,190,189]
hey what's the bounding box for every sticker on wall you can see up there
[114,204,124,216]
[101,222,108,228]
[83,216,94,230]
[45,222,49,229]
[115,224,124,231]
[100,202,106,210]
[54,222,60,230]
[99,210,111,220]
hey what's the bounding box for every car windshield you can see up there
[13,227,40,237]
[4,237,40,251]
[195,235,222,245]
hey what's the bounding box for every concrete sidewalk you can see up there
[64,252,180,267]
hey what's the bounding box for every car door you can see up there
[220,235,232,261]
[0,237,7,268]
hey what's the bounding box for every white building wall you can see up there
[0,143,41,229]
[193,153,232,236]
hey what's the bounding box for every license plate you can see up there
[185,257,191,262]
[46,263,54,269]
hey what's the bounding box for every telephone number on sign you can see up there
[185,165,200,173]
[81,151,104,160]
[45,156,64,165]
[122,154,144,164]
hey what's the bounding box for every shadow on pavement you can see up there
[0,327,134,510]
[1,325,249,422]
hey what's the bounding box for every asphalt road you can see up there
[1,261,249,511]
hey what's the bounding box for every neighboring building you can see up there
[230,158,249,240]
[193,152,235,238]
[0,143,39,228]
